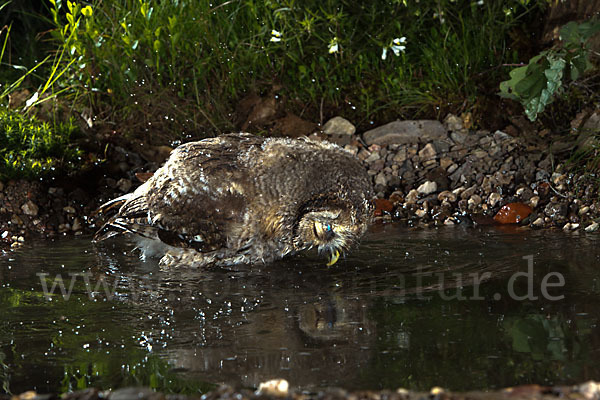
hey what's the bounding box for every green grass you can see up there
[39,0,547,140]
[0,107,83,180]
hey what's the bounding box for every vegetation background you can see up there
[0,0,599,180]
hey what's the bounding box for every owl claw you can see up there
[326,250,340,266]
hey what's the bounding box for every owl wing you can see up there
[95,135,256,252]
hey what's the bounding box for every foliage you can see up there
[40,0,547,139]
[499,18,600,121]
[0,107,83,180]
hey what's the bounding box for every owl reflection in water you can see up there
[94,133,374,268]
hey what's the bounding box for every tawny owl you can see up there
[94,133,373,268]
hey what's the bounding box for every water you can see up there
[1,224,600,395]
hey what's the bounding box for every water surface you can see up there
[1,224,599,394]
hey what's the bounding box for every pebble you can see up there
[528,196,540,208]
[418,143,437,161]
[21,200,39,216]
[532,217,545,227]
[468,194,482,207]
[563,222,579,231]
[417,181,437,195]
[322,116,356,136]
[438,191,457,203]
[488,192,502,207]
[256,379,289,397]
[585,222,599,232]
[405,189,419,204]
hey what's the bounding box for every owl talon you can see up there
[326,250,340,266]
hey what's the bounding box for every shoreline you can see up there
[1,113,598,248]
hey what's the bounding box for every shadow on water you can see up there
[1,224,600,394]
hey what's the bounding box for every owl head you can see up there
[295,197,373,266]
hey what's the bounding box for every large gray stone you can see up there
[363,120,447,146]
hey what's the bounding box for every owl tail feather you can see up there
[93,216,157,242]
[92,193,134,242]
[91,193,132,218]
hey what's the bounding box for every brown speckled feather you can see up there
[94,133,373,267]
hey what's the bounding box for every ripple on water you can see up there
[1,225,600,393]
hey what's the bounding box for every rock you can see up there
[438,190,457,203]
[447,163,458,174]
[357,149,370,161]
[461,185,477,200]
[417,181,437,195]
[535,170,550,181]
[415,209,427,218]
[256,379,289,397]
[389,191,404,204]
[494,203,533,224]
[371,159,385,172]
[544,202,568,220]
[444,218,455,225]
[392,148,407,163]
[563,222,579,231]
[488,192,502,207]
[375,172,387,186]
[528,196,540,208]
[117,178,133,193]
[450,131,469,145]
[363,120,447,146]
[364,151,380,163]
[21,200,39,216]
[493,130,512,142]
[418,143,437,161]
[468,194,482,207]
[58,223,71,233]
[585,222,599,232]
[11,214,23,225]
[63,206,76,214]
[532,217,545,227]
[444,114,463,131]
[405,189,419,204]
[579,206,590,215]
[322,116,356,136]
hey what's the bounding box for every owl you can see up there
[94,133,374,268]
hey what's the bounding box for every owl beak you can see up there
[326,250,340,266]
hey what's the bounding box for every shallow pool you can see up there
[1,224,599,394]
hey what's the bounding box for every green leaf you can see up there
[559,21,580,47]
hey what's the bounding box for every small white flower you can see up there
[382,37,406,60]
[270,29,282,42]
[391,37,407,56]
[328,37,339,54]
[477,0,484,4]
[25,91,39,108]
